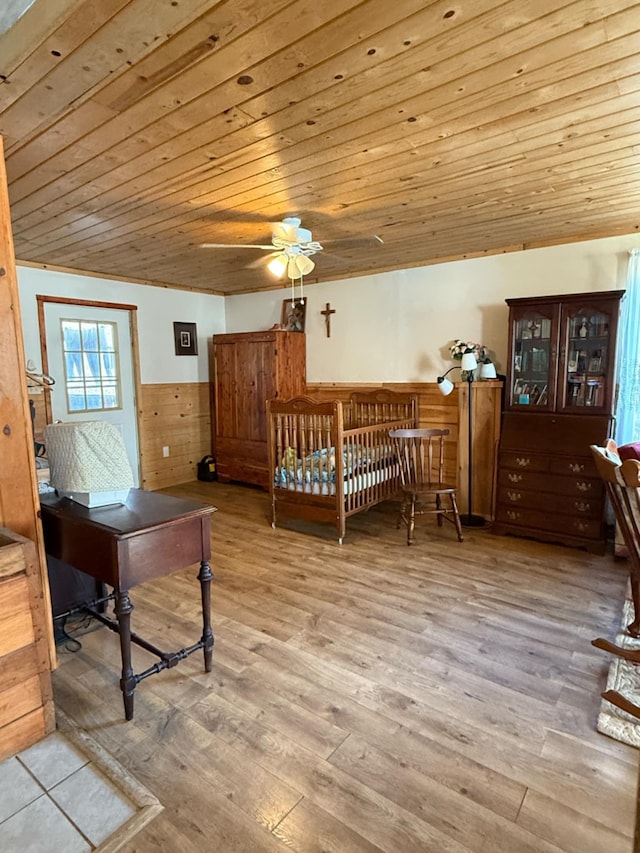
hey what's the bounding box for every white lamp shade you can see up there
[45,420,134,507]
[480,361,497,379]
[460,352,478,371]
[287,253,315,278]
[438,377,454,396]
[267,254,287,277]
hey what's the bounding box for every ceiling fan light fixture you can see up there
[287,254,315,278]
[267,254,288,277]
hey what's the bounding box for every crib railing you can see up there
[342,417,415,514]
[268,397,342,494]
[350,390,417,428]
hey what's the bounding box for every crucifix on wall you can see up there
[321,302,336,338]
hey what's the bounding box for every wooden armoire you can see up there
[493,289,624,553]
[211,331,306,488]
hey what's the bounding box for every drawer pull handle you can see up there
[507,473,523,483]
[574,501,591,513]
[576,481,592,492]
[506,510,521,520]
[507,491,522,502]
[568,463,585,473]
[573,521,590,532]
[515,457,531,468]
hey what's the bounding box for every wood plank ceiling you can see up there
[1,0,639,296]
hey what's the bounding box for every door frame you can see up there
[36,295,143,478]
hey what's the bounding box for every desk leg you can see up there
[198,560,214,672]
[115,590,136,720]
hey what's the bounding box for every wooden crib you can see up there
[267,390,418,543]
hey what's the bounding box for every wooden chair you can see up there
[590,444,640,638]
[389,428,463,544]
[590,445,640,718]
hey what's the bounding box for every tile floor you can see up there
[0,731,138,852]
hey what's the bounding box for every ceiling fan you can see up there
[200,217,381,279]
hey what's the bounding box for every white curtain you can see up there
[615,250,640,444]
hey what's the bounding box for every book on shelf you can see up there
[536,385,548,405]
[576,349,587,372]
[586,380,601,407]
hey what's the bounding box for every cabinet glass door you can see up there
[559,302,615,413]
[508,307,556,411]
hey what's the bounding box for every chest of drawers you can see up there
[493,413,610,553]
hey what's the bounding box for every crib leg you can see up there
[337,517,346,545]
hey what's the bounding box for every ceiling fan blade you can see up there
[246,253,275,269]
[199,243,275,250]
[271,221,299,243]
[322,236,383,249]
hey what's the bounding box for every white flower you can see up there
[449,339,483,361]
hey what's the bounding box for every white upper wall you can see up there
[16,233,638,386]
[17,265,225,384]
[224,234,637,382]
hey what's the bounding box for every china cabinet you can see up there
[211,331,306,488]
[494,290,624,553]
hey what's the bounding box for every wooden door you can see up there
[43,301,140,485]
[235,339,275,443]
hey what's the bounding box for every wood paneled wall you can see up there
[0,136,55,761]
[307,380,503,519]
[0,530,54,760]
[139,382,211,491]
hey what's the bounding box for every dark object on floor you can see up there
[197,455,217,481]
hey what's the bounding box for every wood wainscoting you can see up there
[307,380,502,521]
[39,378,500,510]
[139,383,211,491]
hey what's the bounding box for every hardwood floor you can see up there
[52,481,638,852]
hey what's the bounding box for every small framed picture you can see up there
[173,321,198,356]
[281,298,306,332]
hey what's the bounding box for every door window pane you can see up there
[60,319,122,413]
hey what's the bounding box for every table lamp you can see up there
[44,421,134,507]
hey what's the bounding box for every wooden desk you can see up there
[40,490,215,720]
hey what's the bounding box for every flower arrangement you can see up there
[449,339,483,361]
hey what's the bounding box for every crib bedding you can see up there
[276,464,399,497]
[275,442,394,487]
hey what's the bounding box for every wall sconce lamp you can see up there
[437,351,486,528]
